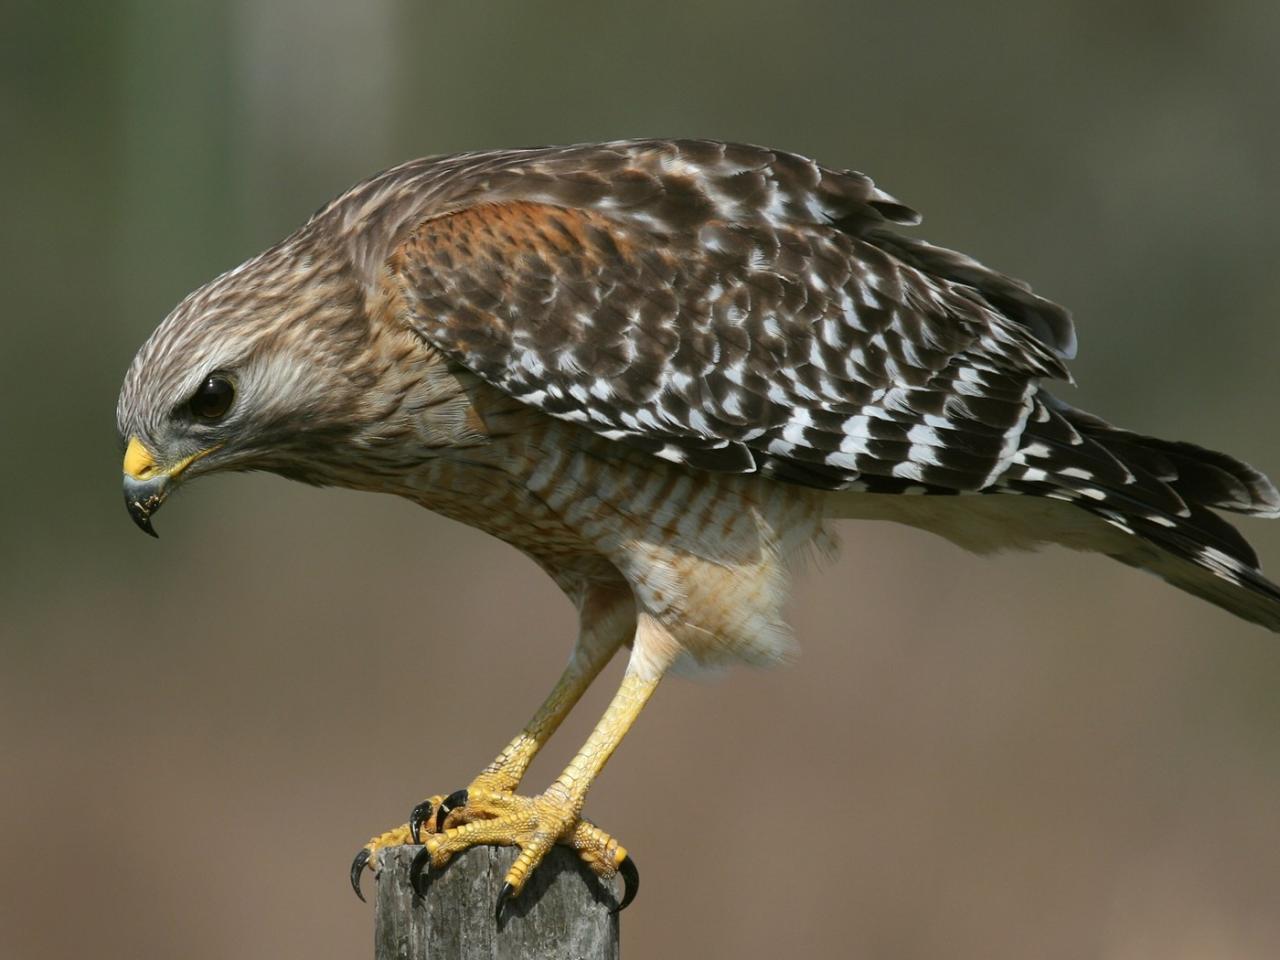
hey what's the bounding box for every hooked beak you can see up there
[122,437,218,537]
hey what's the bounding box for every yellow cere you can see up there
[123,437,221,481]
[123,437,158,480]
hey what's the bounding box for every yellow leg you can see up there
[419,615,675,914]
[430,587,631,833]
[478,585,634,791]
[350,586,632,900]
[470,636,617,793]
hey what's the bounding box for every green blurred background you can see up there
[4,2,1279,958]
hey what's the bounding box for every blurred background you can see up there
[4,2,1280,958]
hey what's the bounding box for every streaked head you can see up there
[116,233,378,535]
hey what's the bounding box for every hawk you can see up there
[116,139,1280,915]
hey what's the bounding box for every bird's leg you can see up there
[414,613,676,915]
[349,586,631,900]
[425,630,620,831]
[465,634,618,794]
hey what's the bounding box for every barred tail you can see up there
[1002,393,1280,631]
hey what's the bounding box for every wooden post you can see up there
[374,846,622,959]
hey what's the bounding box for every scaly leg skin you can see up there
[349,590,631,902]
[411,660,664,918]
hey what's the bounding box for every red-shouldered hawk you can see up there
[117,140,1280,916]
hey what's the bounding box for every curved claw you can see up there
[409,800,434,845]
[495,882,515,921]
[349,848,371,903]
[409,846,431,898]
[435,789,468,832]
[614,853,639,913]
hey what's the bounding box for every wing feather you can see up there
[376,140,1074,491]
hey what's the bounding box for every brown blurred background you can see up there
[4,2,1280,958]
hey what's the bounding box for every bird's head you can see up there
[116,233,398,536]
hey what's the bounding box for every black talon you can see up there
[409,800,434,844]
[349,848,371,903]
[435,789,468,832]
[495,882,515,921]
[409,846,431,898]
[615,854,639,913]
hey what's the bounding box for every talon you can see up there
[436,789,468,832]
[409,846,431,898]
[349,848,371,903]
[495,881,515,921]
[615,854,639,912]
[409,800,434,844]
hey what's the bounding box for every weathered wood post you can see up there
[374,846,622,959]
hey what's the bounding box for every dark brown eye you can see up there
[189,376,234,421]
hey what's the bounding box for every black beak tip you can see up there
[124,479,165,538]
[126,499,160,538]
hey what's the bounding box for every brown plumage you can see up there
[117,139,1280,910]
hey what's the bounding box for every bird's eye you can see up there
[188,375,235,421]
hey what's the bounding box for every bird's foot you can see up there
[349,794,447,902]
[411,787,638,917]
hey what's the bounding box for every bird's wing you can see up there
[383,139,1075,492]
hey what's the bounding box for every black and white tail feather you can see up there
[836,396,1280,631]
[1002,394,1280,630]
